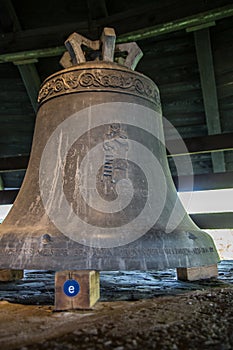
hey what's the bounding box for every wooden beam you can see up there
[0,176,4,190]
[0,188,231,230]
[0,132,233,171]
[0,155,29,172]
[15,63,41,112]
[117,4,233,43]
[177,265,218,281]
[173,171,233,192]
[0,269,23,281]
[0,0,13,32]
[88,0,108,22]
[1,170,233,206]
[1,0,20,30]
[166,132,233,156]
[194,28,225,173]
[0,5,233,62]
[0,189,18,205]
[0,47,65,63]
[4,0,41,113]
[191,212,233,229]
[0,22,88,54]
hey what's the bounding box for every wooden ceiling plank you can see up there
[117,4,233,43]
[4,0,41,113]
[173,171,233,192]
[0,0,13,32]
[0,155,29,172]
[166,132,233,156]
[194,27,225,173]
[0,5,233,61]
[1,0,20,31]
[0,189,18,205]
[190,212,233,229]
[88,0,108,21]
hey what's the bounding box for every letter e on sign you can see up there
[68,285,75,294]
[63,279,80,297]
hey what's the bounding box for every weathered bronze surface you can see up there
[0,29,219,270]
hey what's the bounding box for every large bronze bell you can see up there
[0,28,219,271]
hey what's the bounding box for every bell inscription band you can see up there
[0,28,219,271]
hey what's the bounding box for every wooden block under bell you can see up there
[54,270,100,311]
[0,269,24,282]
[176,264,218,281]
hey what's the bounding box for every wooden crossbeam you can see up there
[173,171,233,192]
[0,189,18,205]
[166,132,233,156]
[0,155,29,172]
[0,5,233,62]
[1,170,233,206]
[191,212,233,230]
[0,47,66,63]
[0,187,231,230]
[194,27,225,173]
[87,0,108,22]
[3,0,41,112]
[117,4,233,43]
[0,176,4,190]
[1,133,232,173]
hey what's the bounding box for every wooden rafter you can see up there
[2,0,41,112]
[166,132,233,157]
[0,5,233,63]
[117,4,233,43]
[0,155,29,172]
[0,189,18,205]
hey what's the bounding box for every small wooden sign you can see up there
[55,270,100,310]
[0,269,23,282]
[177,264,218,281]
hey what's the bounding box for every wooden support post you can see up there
[16,63,41,112]
[177,264,218,281]
[0,269,23,282]
[55,270,100,311]
[194,27,225,173]
[0,175,4,190]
